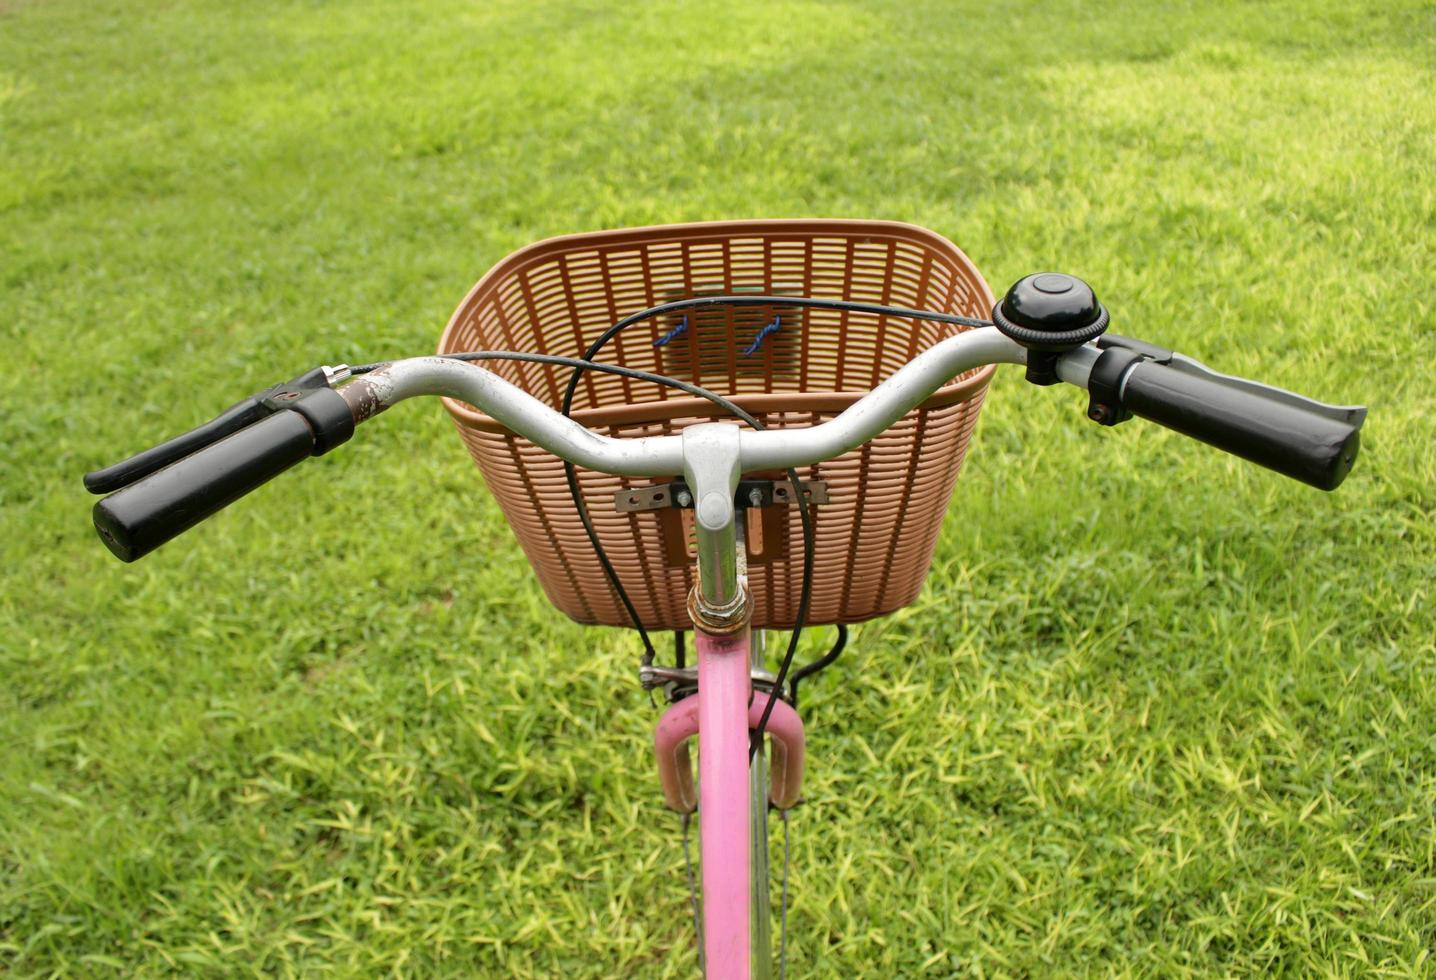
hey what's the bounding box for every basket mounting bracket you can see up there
[614,479,830,513]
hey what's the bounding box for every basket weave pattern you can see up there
[439,220,995,630]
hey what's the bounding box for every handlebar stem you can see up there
[683,423,745,613]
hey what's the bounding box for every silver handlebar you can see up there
[339,328,1103,476]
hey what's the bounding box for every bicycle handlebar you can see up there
[337,328,1029,477]
[86,327,1365,562]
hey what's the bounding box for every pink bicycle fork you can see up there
[654,625,805,978]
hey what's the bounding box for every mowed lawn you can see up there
[3,0,1434,974]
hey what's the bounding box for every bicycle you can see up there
[84,221,1364,978]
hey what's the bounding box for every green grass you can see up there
[3,0,1434,974]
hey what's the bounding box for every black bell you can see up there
[993,273,1109,385]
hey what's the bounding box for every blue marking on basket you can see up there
[742,315,782,356]
[652,315,688,347]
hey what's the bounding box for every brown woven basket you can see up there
[438,220,995,631]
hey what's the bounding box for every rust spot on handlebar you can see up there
[339,377,389,424]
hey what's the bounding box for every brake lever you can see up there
[1096,335,1366,426]
[82,365,351,494]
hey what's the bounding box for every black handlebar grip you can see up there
[1120,360,1363,491]
[92,389,355,562]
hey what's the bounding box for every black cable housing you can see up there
[351,347,814,727]
[788,625,848,709]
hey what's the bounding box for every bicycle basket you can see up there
[438,220,995,630]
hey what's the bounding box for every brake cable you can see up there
[355,295,994,753]
[551,295,992,756]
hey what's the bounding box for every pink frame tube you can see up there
[696,627,752,978]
